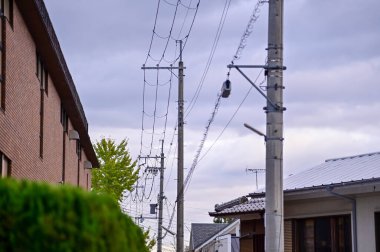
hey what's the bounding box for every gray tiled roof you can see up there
[211,197,265,216]
[190,223,228,250]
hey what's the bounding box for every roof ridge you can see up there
[325,151,380,162]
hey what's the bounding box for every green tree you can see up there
[213,217,234,224]
[92,138,155,249]
[143,229,156,250]
[92,138,139,202]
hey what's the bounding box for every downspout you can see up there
[326,186,357,252]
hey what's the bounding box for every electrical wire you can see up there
[184,93,223,192]
[185,0,231,118]
[145,0,162,64]
[198,71,266,164]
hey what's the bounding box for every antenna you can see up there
[246,168,265,190]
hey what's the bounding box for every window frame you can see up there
[1,0,13,28]
[376,212,380,252]
[60,104,68,132]
[0,6,5,110]
[36,52,48,95]
[0,152,11,177]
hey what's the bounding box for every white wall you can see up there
[215,234,231,252]
[356,194,380,252]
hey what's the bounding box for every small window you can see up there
[36,52,48,94]
[0,7,4,110]
[76,141,81,160]
[39,90,44,158]
[376,212,380,252]
[0,152,11,177]
[0,80,3,110]
[60,104,68,132]
[1,0,13,27]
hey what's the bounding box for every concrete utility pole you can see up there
[177,40,185,252]
[157,140,165,252]
[141,40,185,252]
[265,0,284,251]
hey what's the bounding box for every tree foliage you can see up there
[143,229,156,250]
[213,217,234,224]
[92,138,139,202]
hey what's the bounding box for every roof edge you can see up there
[15,0,99,167]
[325,151,380,162]
[194,219,240,251]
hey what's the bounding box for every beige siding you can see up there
[284,220,293,252]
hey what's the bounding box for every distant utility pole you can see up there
[141,40,185,252]
[138,140,165,252]
[176,40,185,252]
[265,0,284,251]
[157,140,165,252]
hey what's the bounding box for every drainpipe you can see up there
[326,186,357,252]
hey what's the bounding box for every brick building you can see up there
[0,0,99,189]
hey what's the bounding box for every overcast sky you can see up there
[45,0,380,249]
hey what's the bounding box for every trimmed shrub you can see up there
[0,179,148,252]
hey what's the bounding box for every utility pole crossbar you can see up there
[227,64,286,70]
[141,66,186,70]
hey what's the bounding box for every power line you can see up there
[185,0,231,118]
[184,93,223,192]
[198,71,266,164]
[231,0,265,64]
[145,0,162,64]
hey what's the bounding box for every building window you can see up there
[36,53,48,158]
[39,87,44,158]
[36,52,48,95]
[76,141,81,160]
[0,152,11,177]
[376,212,380,252]
[0,3,4,110]
[60,104,68,132]
[294,215,351,252]
[1,0,13,27]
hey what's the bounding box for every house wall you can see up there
[215,234,231,252]
[285,196,352,218]
[356,193,380,252]
[285,191,380,252]
[0,1,91,189]
[240,219,264,252]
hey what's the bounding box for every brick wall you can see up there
[0,1,92,189]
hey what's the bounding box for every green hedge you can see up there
[0,179,148,252]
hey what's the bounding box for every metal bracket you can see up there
[265,84,285,90]
[227,64,286,70]
[228,65,282,111]
[265,137,284,142]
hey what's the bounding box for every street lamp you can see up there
[243,123,266,138]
